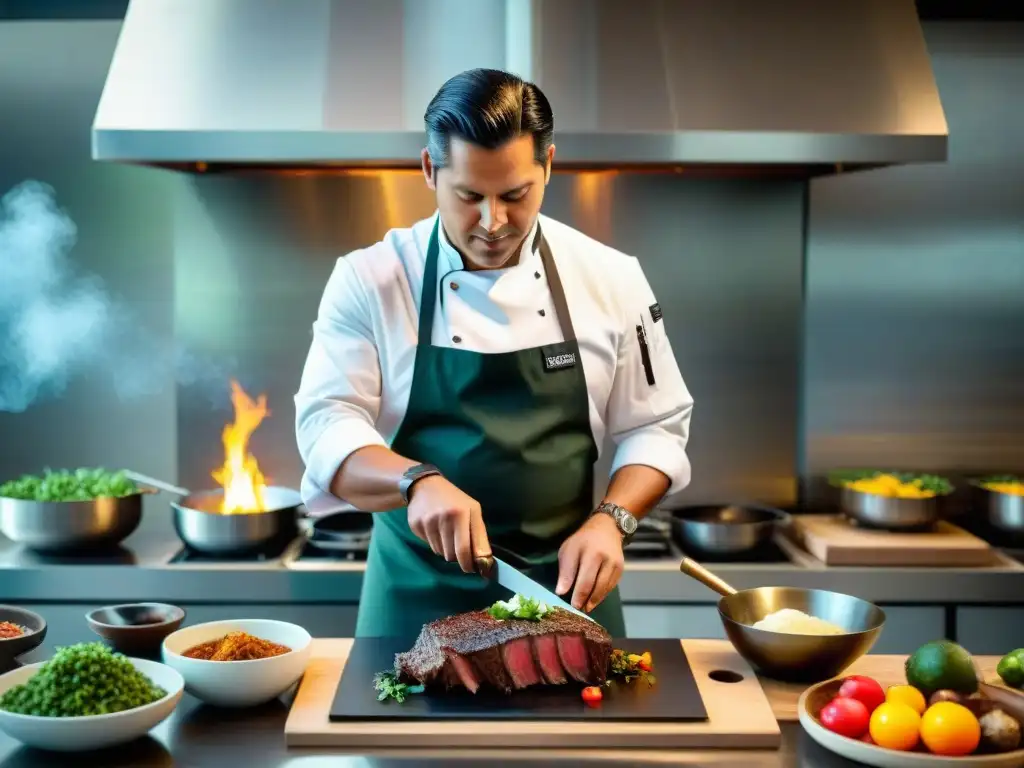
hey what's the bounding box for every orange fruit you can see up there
[869,702,922,751]
[920,701,980,756]
[886,684,927,715]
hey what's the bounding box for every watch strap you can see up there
[399,464,441,504]
[594,501,638,545]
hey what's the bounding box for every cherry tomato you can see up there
[820,697,871,739]
[581,686,603,706]
[869,702,922,751]
[838,675,886,714]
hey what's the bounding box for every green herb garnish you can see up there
[826,469,953,495]
[373,670,424,703]
[606,649,656,688]
[486,594,554,621]
[0,468,138,502]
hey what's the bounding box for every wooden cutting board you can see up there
[284,638,781,749]
[788,514,996,567]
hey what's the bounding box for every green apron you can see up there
[355,218,626,639]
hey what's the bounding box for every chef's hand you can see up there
[555,513,625,613]
[406,476,491,574]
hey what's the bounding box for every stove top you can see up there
[14,545,137,566]
[682,538,792,564]
[167,536,295,565]
[282,537,369,570]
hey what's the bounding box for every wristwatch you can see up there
[593,501,639,545]
[399,463,442,504]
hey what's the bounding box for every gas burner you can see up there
[167,536,294,564]
[296,538,368,562]
[282,536,369,569]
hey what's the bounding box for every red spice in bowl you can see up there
[0,622,26,640]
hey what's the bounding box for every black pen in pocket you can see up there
[636,318,656,386]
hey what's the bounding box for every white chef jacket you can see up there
[295,212,694,516]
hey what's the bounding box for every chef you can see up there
[295,68,694,639]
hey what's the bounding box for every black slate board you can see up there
[329,638,708,722]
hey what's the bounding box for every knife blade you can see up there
[475,552,597,623]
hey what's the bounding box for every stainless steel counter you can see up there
[0,526,1021,605]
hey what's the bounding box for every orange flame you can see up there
[212,380,268,514]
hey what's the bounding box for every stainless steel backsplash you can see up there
[1,20,1021,517]
[802,23,1024,507]
[173,172,805,507]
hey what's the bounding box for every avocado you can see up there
[905,640,979,697]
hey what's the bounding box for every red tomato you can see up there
[581,686,603,706]
[820,697,870,739]
[838,676,886,714]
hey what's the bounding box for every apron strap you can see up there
[535,224,577,343]
[417,217,577,346]
[418,218,442,345]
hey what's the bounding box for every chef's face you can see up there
[422,135,554,270]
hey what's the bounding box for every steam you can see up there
[0,180,232,412]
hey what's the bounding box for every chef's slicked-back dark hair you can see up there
[424,68,554,169]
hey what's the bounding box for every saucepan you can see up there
[668,503,790,559]
[125,471,301,556]
[0,485,150,553]
[125,471,373,556]
[679,557,885,683]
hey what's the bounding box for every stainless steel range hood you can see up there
[92,0,948,175]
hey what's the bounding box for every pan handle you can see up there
[123,471,190,497]
[679,557,739,597]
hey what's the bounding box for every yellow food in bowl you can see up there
[843,474,937,499]
[750,608,846,636]
[981,481,1024,497]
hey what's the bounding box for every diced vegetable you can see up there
[581,686,603,706]
[486,594,553,621]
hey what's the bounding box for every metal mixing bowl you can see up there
[669,504,789,558]
[0,494,145,552]
[680,558,886,683]
[970,479,1024,534]
[838,485,947,531]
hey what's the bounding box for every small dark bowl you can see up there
[0,606,47,664]
[86,603,185,655]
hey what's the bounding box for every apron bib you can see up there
[355,219,625,639]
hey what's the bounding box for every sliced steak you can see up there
[395,608,612,694]
[532,634,567,684]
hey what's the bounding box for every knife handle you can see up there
[475,555,496,580]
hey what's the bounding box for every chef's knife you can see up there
[475,546,597,623]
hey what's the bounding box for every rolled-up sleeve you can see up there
[606,257,694,497]
[295,256,387,508]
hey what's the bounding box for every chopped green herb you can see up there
[0,468,138,502]
[373,670,423,703]
[486,594,554,621]
[605,649,656,688]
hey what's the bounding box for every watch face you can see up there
[618,510,638,535]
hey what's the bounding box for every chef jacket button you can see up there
[538,309,546,316]
[449,281,459,291]
[534,271,541,279]
[452,335,462,344]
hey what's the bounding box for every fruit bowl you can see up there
[799,677,1024,767]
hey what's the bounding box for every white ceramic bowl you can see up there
[161,619,312,708]
[0,657,183,752]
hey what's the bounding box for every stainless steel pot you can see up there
[668,504,789,558]
[172,486,302,555]
[970,480,1024,534]
[0,493,146,552]
[125,471,302,555]
[838,486,946,531]
[679,558,885,683]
